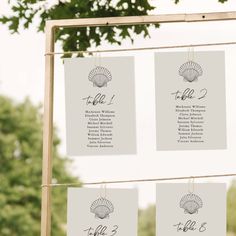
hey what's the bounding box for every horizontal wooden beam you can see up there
[46,11,236,29]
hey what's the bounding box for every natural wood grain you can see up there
[41,22,55,236]
[46,11,236,28]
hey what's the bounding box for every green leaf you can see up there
[0,96,80,235]
[0,0,158,55]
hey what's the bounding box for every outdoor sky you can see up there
[1,0,236,208]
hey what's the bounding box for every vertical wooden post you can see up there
[41,22,55,236]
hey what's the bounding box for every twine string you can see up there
[188,177,195,194]
[41,173,236,188]
[94,50,102,67]
[187,47,195,61]
[99,183,107,198]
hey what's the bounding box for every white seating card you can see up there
[156,183,226,236]
[64,57,136,156]
[155,51,227,150]
[67,188,138,236]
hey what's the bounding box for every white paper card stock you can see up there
[155,51,227,150]
[156,183,226,236]
[67,188,138,236]
[64,57,136,156]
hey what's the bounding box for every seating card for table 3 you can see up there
[67,188,138,236]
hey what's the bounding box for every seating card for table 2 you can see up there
[155,51,227,150]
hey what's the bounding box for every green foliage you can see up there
[1,0,231,53]
[0,96,79,236]
[139,205,155,236]
[227,180,236,233]
[174,0,228,3]
[0,0,157,53]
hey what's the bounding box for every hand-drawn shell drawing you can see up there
[88,66,112,88]
[90,197,114,219]
[180,193,203,214]
[179,60,203,82]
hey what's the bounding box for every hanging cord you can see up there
[187,47,195,61]
[187,47,191,61]
[41,173,236,188]
[188,177,195,194]
[99,183,107,198]
[45,41,236,56]
[93,50,102,67]
[99,51,102,67]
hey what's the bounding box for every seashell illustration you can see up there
[88,66,112,88]
[180,193,203,214]
[90,197,114,219]
[179,60,203,82]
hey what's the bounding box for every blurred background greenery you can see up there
[0,0,235,235]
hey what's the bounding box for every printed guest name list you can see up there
[176,105,206,144]
[85,110,115,149]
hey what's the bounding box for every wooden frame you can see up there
[41,11,236,236]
